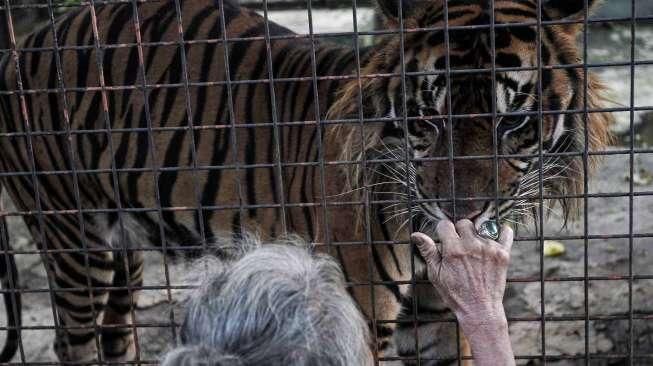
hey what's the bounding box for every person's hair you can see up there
[161,235,372,366]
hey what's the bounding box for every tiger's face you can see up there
[331,0,612,232]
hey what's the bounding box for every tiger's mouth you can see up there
[397,187,520,236]
[410,201,509,234]
[370,143,534,237]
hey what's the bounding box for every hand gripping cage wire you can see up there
[0,0,652,364]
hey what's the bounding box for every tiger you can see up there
[0,0,612,363]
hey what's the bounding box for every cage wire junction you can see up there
[0,0,652,364]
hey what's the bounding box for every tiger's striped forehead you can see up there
[416,0,545,28]
[381,0,577,126]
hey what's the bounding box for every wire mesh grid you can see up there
[0,0,651,364]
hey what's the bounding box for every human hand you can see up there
[411,219,514,325]
[411,220,516,366]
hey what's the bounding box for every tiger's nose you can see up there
[439,201,484,221]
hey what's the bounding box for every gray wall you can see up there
[596,1,653,18]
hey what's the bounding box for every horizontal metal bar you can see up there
[1,272,652,297]
[3,57,653,95]
[0,187,651,217]
[0,147,649,178]
[1,228,651,257]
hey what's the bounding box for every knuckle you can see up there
[437,220,453,231]
[462,237,483,250]
[455,219,473,230]
[445,246,465,259]
[467,242,484,256]
[450,250,465,259]
[495,248,511,265]
[437,220,456,237]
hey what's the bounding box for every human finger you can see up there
[411,233,440,264]
[498,224,514,251]
[454,219,476,239]
[436,220,459,244]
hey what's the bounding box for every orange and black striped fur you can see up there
[0,0,612,363]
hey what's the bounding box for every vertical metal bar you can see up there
[489,0,500,241]
[349,2,378,364]
[0,197,23,363]
[363,189,379,365]
[0,210,20,365]
[216,0,246,245]
[535,0,546,363]
[128,0,176,349]
[2,1,69,363]
[170,0,208,247]
[0,5,25,363]
[442,0,456,250]
[581,0,590,364]
[395,0,420,364]
[439,1,461,364]
[404,3,422,364]
[488,4,503,365]
[260,0,288,235]
[43,0,106,361]
[628,0,636,363]
[86,0,134,361]
[306,0,332,257]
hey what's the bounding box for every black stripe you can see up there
[117,46,139,119]
[28,27,51,76]
[144,12,177,71]
[244,43,269,217]
[498,8,537,19]
[200,25,266,233]
[299,129,317,240]
[376,209,403,276]
[73,13,93,108]
[158,114,195,241]
[371,246,402,303]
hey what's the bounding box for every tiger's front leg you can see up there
[101,250,144,362]
[36,224,116,363]
[331,240,413,364]
[321,202,414,364]
[346,267,404,364]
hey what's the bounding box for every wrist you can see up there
[455,302,507,328]
[460,315,509,338]
[457,307,514,366]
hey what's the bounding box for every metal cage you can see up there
[0,0,651,364]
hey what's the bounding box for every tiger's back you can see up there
[0,0,355,247]
[0,0,359,361]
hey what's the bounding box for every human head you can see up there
[161,236,372,366]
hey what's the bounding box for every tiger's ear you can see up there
[376,0,422,24]
[544,0,602,31]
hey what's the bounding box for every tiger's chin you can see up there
[404,204,519,238]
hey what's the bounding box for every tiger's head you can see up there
[328,0,613,234]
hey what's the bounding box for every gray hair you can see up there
[161,235,372,366]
